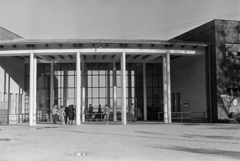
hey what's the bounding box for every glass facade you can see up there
[146,63,163,120]
[25,62,145,120]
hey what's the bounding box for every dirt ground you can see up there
[0,121,240,161]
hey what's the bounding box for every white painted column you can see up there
[143,63,147,121]
[33,55,37,126]
[50,60,54,122]
[113,62,117,121]
[81,58,85,122]
[166,52,171,123]
[121,52,126,125]
[163,54,168,123]
[76,52,81,125]
[29,53,34,126]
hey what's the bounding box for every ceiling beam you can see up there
[144,55,162,62]
[142,55,149,59]
[58,55,64,59]
[15,56,25,60]
[113,54,121,62]
[133,55,140,59]
[48,56,55,59]
[38,55,52,62]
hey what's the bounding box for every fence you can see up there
[158,112,205,123]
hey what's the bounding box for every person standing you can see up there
[52,105,57,124]
[84,106,89,121]
[130,103,135,123]
[68,105,74,125]
[64,105,69,125]
[104,104,110,125]
[98,104,102,120]
[59,106,63,123]
[89,104,93,121]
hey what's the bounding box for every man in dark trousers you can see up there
[68,105,74,125]
[64,105,69,125]
[88,104,93,121]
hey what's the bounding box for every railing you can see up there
[158,112,205,123]
[0,112,50,124]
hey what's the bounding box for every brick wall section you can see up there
[170,20,216,122]
[214,20,240,119]
[0,27,23,42]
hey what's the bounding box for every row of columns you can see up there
[28,52,171,126]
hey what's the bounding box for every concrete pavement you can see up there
[0,121,240,161]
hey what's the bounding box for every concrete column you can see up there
[121,52,126,125]
[81,58,85,122]
[33,56,37,125]
[163,54,168,123]
[166,52,171,123]
[76,52,81,125]
[143,63,147,120]
[113,62,117,121]
[29,53,34,126]
[50,60,54,122]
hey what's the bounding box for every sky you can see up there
[0,0,240,40]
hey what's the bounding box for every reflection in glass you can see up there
[92,99,98,108]
[87,76,92,87]
[99,99,105,107]
[116,76,121,87]
[117,88,121,98]
[87,88,92,98]
[99,88,106,98]
[131,76,135,87]
[67,88,75,98]
[67,76,75,87]
[92,76,98,87]
[99,76,105,87]
[153,76,158,87]
[92,88,98,98]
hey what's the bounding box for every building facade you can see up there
[173,19,240,123]
[0,19,239,126]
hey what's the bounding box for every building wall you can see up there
[171,20,215,122]
[171,55,206,114]
[0,57,25,116]
[172,19,240,122]
[214,20,240,119]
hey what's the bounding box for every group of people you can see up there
[52,104,76,125]
[51,103,135,125]
[84,104,110,125]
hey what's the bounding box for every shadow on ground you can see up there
[65,130,240,145]
[150,146,240,160]
[182,134,240,140]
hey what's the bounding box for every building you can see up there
[172,19,240,123]
[0,19,239,126]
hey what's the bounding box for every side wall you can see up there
[215,20,240,119]
[171,55,206,115]
[0,57,25,117]
[171,20,216,122]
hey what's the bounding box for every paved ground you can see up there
[0,121,240,161]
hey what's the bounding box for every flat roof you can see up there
[0,39,208,46]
